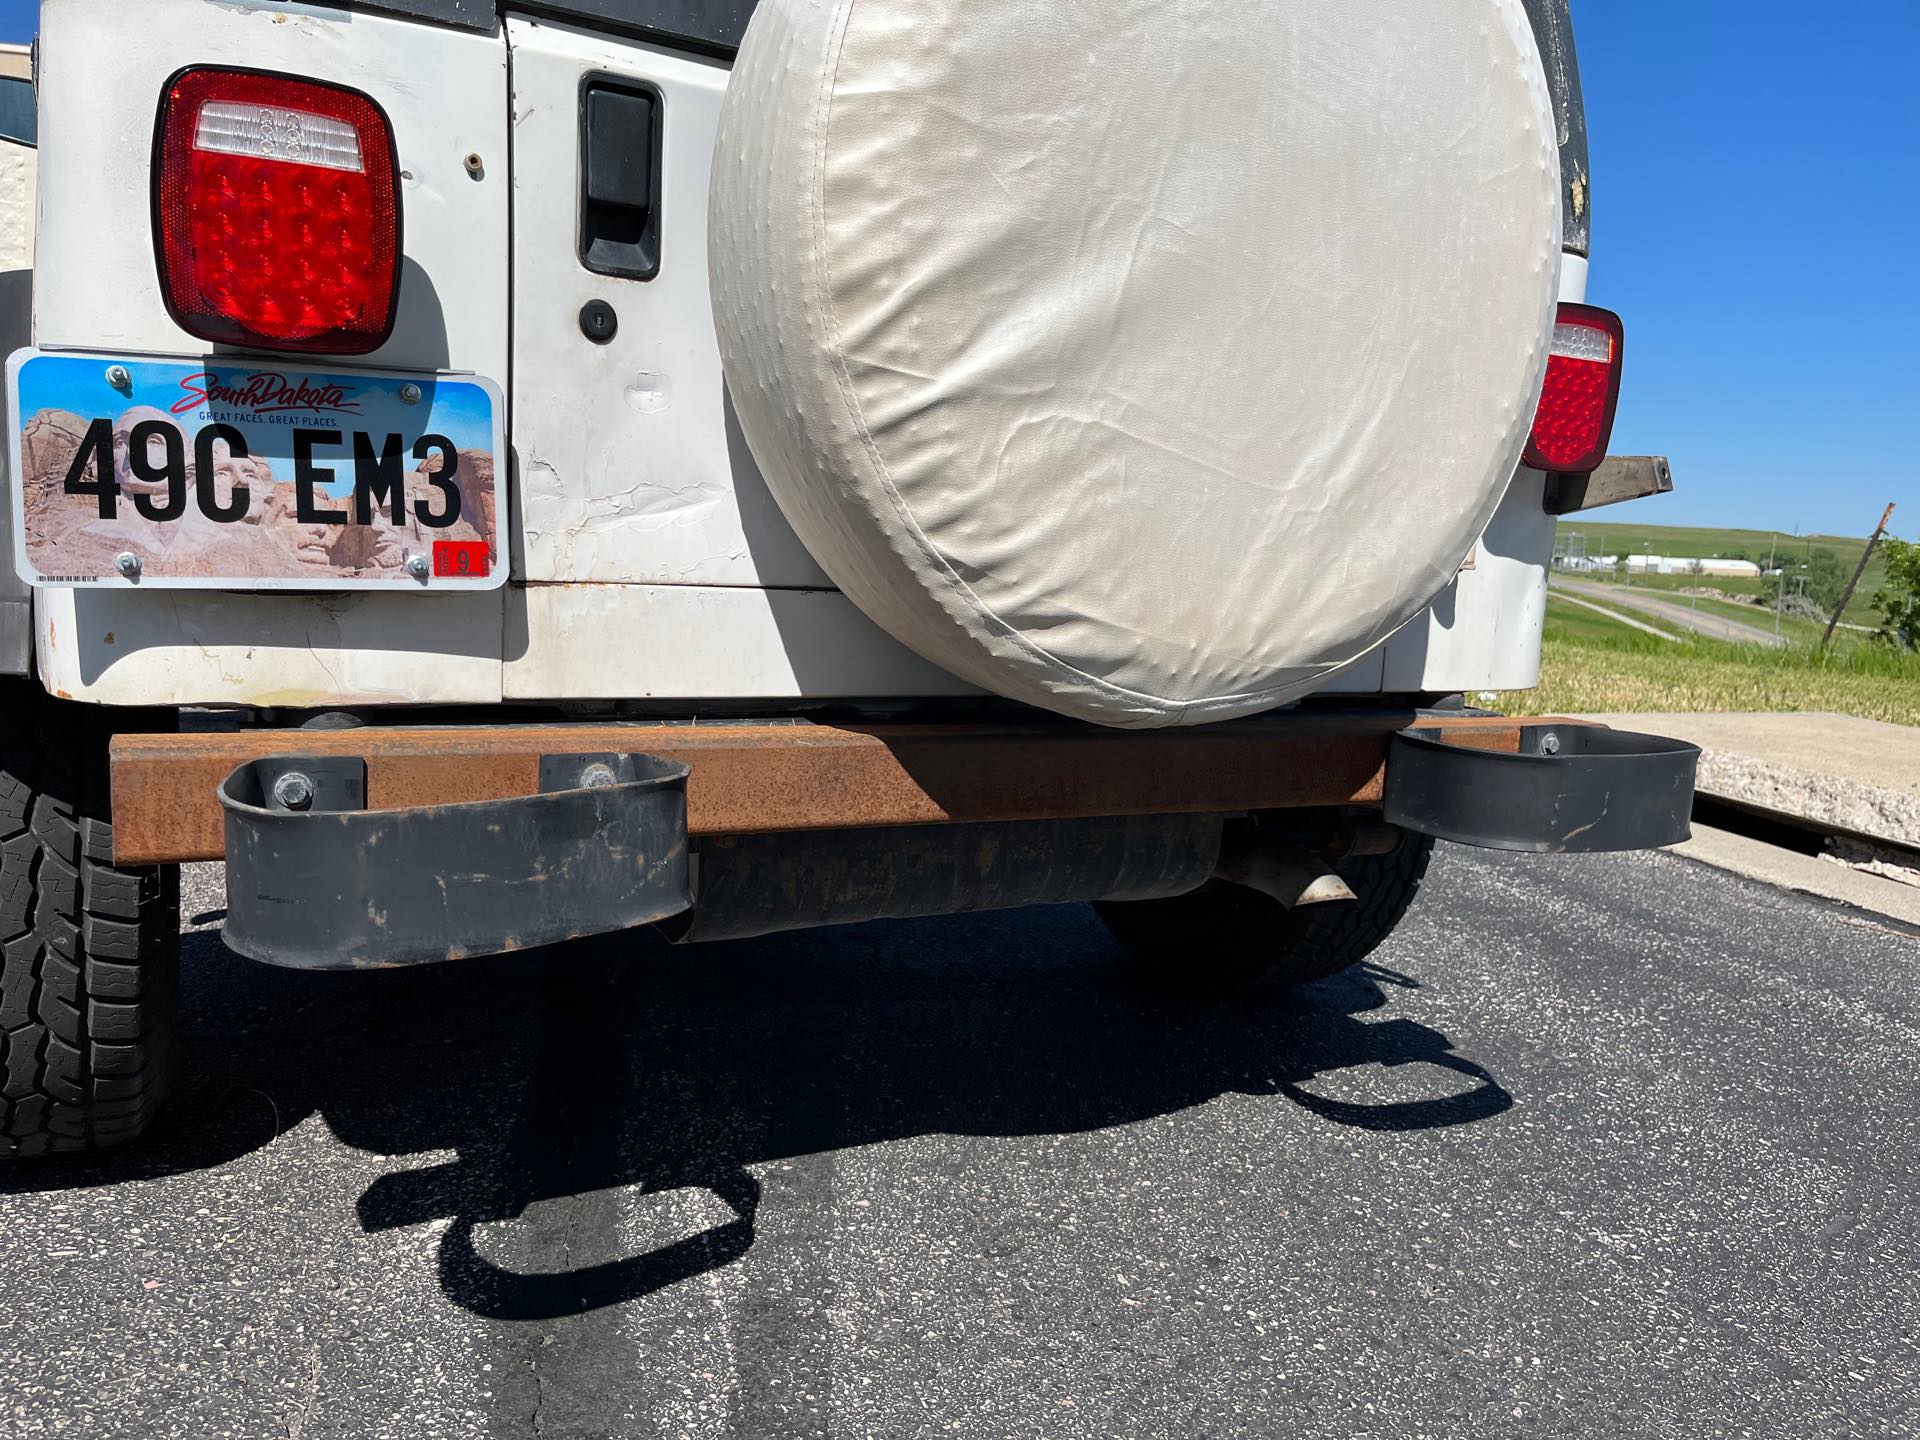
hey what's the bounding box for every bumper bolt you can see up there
[1539,732,1561,756]
[272,772,315,811]
[579,763,619,790]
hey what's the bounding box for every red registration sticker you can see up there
[433,540,490,578]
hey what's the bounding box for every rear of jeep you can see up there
[0,0,1692,1158]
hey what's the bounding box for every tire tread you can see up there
[0,682,178,1158]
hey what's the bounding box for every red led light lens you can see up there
[1524,303,1623,476]
[154,69,401,354]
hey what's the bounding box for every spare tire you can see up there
[711,0,1561,728]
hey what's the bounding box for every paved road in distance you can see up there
[1552,576,1789,647]
[2,847,1914,1439]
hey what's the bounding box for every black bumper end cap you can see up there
[1384,723,1700,854]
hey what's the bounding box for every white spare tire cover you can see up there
[712,0,1561,727]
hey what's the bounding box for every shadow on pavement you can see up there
[2,905,1510,1319]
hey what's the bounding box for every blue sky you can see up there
[2,0,1912,538]
[1572,0,1919,539]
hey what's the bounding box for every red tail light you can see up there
[1524,303,1623,475]
[153,68,401,354]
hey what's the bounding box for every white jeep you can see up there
[0,0,1690,1158]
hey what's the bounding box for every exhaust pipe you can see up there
[1214,829,1356,909]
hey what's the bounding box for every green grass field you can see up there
[1493,597,1920,726]
[1681,592,1839,645]
[1553,519,1891,624]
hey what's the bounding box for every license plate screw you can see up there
[405,552,429,580]
[271,772,316,812]
[104,364,132,394]
[114,551,140,580]
[398,382,423,406]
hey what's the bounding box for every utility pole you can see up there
[1770,532,1782,637]
[1822,502,1896,648]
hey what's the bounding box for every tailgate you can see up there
[505,17,824,590]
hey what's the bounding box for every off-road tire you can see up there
[1,680,179,1158]
[1096,831,1436,992]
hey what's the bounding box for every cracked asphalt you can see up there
[1,845,1916,1439]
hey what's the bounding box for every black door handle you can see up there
[580,78,661,282]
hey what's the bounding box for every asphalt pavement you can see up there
[2,847,1916,1440]
[1551,578,1788,647]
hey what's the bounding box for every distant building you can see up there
[1623,555,1761,578]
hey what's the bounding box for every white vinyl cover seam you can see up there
[712,0,1562,728]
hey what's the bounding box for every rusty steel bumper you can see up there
[109,711,1554,866]
[115,710,1695,969]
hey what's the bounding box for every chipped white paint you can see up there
[507,18,827,588]
[624,374,672,414]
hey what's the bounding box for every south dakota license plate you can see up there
[7,351,506,589]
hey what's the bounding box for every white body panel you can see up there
[34,586,504,707]
[31,0,514,702]
[24,0,1568,711]
[34,0,511,377]
[502,584,971,700]
[507,18,827,588]
[1377,471,1556,693]
[36,579,968,708]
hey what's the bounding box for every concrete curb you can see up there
[1582,712,1920,852]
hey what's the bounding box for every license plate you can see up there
[7,351,506,590]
